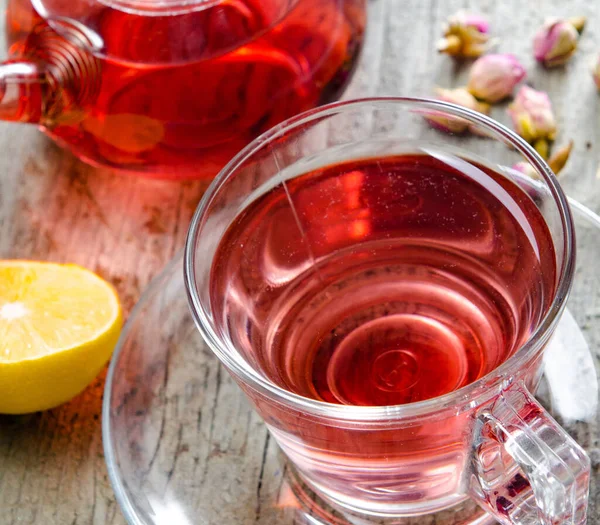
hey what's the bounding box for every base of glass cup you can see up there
[284,461,495,525]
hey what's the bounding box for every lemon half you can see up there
[0,261,122,414]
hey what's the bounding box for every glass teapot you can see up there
[1,0,366,179]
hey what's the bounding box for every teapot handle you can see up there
[0,60,46,123]
[0,25,101,125]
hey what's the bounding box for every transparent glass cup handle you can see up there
[469,383,590,525]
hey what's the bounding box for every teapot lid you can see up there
[30,0,293,64]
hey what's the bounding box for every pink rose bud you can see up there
[467,54,527,103]
[461,13,489,34]
[508,86,557,158]
[533,17,585,67]
[426,87,491,133]
[437,11,492,58]
[593,54,600,90]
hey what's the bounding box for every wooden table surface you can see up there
[1,0,600,523]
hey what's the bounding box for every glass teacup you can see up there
[185,98,589,524]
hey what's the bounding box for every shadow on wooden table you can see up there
[0,368,115,522]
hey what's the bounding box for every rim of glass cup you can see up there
[183,97,575,422]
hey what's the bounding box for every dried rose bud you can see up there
[437,11,492,58]
[426,87,490,133]
[512,141,573,180]
[508,86,557,159]
[593,54,600,90]
[467,54,526,103]
[533,17,585,67]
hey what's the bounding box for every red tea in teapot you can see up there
[4,0,365,178]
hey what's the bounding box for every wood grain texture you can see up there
[1,0,600,523]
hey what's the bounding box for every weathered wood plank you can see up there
[0,130,206,525]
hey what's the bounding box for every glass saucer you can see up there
[102,198,600,525]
